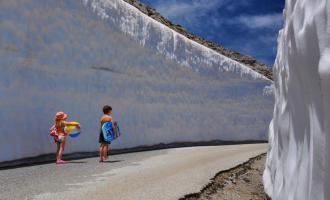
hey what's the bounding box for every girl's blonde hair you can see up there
[54,119,64,128]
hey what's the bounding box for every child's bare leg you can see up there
[104,144,109,160]
[102,145,107,160]
[99,144,104,161]
[99,144,102,161]
[57,141,66,161]
[102,145,106,161]
[56,142,60,160]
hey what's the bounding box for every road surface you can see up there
[0,144,267,200]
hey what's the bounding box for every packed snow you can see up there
[263,0,330,199]
[0,0,273,162]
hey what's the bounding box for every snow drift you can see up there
[263,0,330,199]
[0,0,273,162]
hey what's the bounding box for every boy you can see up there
[99,105,116,162]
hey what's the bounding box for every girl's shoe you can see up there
[56,160,67,164]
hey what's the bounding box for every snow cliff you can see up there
[0,0,273,162]
[263,0,330,199]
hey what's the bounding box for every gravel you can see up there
[180,154,270,200]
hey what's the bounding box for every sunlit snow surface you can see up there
[0,0,273,162]
[263,0,330,199]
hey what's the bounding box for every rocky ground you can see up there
[180,154,270,200]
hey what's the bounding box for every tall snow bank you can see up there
[263,0,330,199]
[0,0,273,162]
[83,0,270,81]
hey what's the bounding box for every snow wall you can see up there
[0,0,273,162]
[263,0,330,199]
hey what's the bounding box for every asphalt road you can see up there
[0,144,267,200]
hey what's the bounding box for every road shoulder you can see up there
[180,153,270,200]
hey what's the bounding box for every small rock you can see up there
[243,177,250,183]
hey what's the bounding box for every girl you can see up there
[53,111,80,164]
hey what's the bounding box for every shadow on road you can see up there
[0,141,268,170]
[101,160,123,163]
[67,161,88,164]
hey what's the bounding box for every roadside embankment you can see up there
[181,154,269,200]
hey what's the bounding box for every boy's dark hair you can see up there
[103,105,112,114]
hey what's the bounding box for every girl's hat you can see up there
[55,111,68,120]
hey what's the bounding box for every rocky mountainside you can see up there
[123,0,273,80]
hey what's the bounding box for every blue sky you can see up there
[139,0,285,66]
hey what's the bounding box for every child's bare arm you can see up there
[109,117,117,135]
